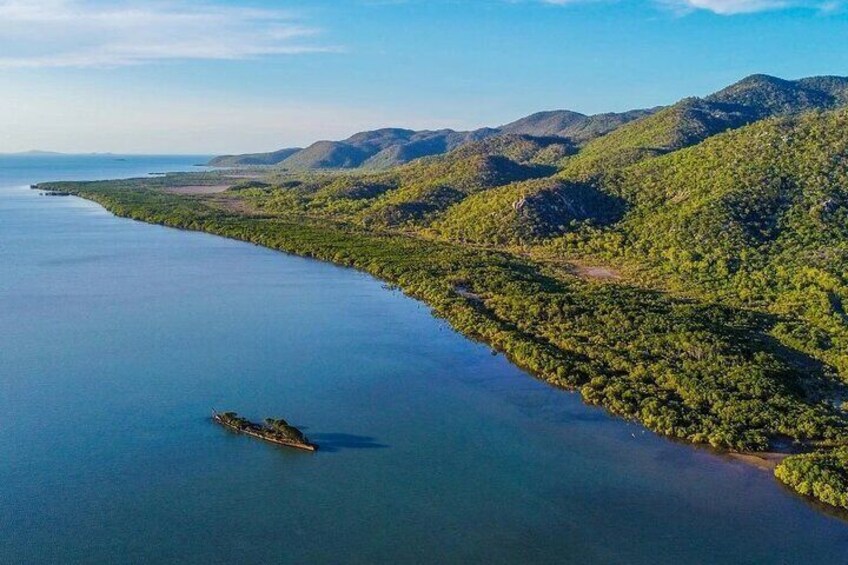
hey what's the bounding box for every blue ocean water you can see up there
[1,155,847,564]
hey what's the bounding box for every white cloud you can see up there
[664,0,789,13]
[668,0,842,13]
[0,0,337,68]
[538,0,839,13]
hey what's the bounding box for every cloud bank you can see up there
[0,0,335,68]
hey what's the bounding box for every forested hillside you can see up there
[560,110,848,379]
[44,73,848,512]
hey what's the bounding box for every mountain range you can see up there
[210,74,848,173]
[208,108,658,169]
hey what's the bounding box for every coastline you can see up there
[51,187,834,488]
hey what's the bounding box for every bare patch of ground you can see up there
[567,262,622,280]
[728,451,788,471]
[206,195,261,215]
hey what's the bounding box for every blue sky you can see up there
[0,0,846,153]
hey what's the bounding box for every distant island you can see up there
[1,150,122,156]
[39,73,848,514]
[6,150,66,156]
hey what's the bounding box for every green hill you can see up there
[706,74,848,116]
[499,108,659,143]
[359,136,564,227]
[572,109,848,376]
[208,147,301,167]
[433,177,625,245]
[559,74,848,179]
[249,133,572,227]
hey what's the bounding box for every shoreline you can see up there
[61,192,805,469]
[37,183,848,517]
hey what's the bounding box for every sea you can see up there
[1,154,847,563]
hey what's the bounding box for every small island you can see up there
[213,411,317,452]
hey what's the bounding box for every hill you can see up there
[576,108,848,376]
[433,177,624,245]
[359,134,572,228]
[207,108,653,169]
[208,128,499,169]
[252,134,572,227]
[280,128,499,170]
[706,74,848,116]
[499,108,659,143]
[209,147,301,167]
[559,74,848,179]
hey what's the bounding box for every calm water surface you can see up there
[1,155,848,564]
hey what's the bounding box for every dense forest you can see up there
[40,73,848,512]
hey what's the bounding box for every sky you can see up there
[0,0,846,154]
